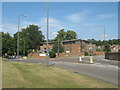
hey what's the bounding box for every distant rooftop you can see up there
[42,39,88,44]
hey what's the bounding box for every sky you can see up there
[2,2,118,40]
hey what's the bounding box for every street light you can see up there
[17,15,27,60]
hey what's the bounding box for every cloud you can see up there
[96,14,114,20]
[52,32,58,38]
[83,23,95,26]
[102,34,108,39]
[2,24,18,35]
[66,10,91,23]
[3,17,65,39]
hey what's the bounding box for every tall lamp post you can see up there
[17,15,27,60]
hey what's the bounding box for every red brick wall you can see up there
[57,52,84,57]
[28,53,46,58]
[40,43,55,51]
[95,51,105,55]
[63,44,81,53]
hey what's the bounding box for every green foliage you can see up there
[27,49,33,53]
[84,52,89,56]
[2,32,15,55]
[65,30,77,40]
[87,39,120,46]
[55,29,66,41]
[52,42,64,53]
[118,49,120,52]
[103,44,111,52]
[2,25,44,56]
[0,32,2,56]
[49,51,56,58]
[55,29,77,41]
[13,25,44,55]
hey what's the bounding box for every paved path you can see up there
[8,56,119,86]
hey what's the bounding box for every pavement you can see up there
[8,55,119,87]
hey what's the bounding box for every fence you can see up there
[105,52,120,61]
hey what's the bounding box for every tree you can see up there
[55,29,66,41]
[65,30,77,40]
[103,44,111,52]
[52,42,64,53]
[13,25,45,55]
[0,32,2,56]
[2,32,14,55]
[49,51,56,58]
[55,29,77,41]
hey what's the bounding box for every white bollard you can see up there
[90,56,93,63]
[79,56,82,62]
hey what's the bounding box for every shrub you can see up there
[49,51,56,58]
[84,52,89,56]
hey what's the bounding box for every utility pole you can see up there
[17,16,20,60]
[23,40,25,56]
[102,26,106,53]
[46,1,49,67]
[58,38,59,57]
[17,15,27,60]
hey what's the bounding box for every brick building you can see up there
[40,39,96,55]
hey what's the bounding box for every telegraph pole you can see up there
[58,38,59,57]
[17,16,20,60]
[17,15,27,60]
[46,1,49,67]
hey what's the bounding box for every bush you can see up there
[84,52,89,56]
[49,51,56,58]
[28,49,33,53]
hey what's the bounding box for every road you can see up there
[8,56,119,87]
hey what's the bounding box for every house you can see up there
[40,39,96,55]
[110,45,119,52]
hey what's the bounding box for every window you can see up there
[88,46,94,53]
[44,48,46,50]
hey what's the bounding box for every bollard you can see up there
[90,56,93,63]
[79,56,82,62]
[23,56,27,59]
[82,55,84,59]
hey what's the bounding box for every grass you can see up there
[2,61,117,88]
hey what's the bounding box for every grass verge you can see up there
[2,61,117,88]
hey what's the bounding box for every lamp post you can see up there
[17,15,27,60]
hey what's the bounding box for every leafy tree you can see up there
[13,25,45,55]
[2,32,14,55]
[65,30,77,40]
[0,32,2,56]
[55,29,77,41]
[52,42,64,53]
[49,51,56,58]
[103,44,111,52]
[55,29,66,41]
